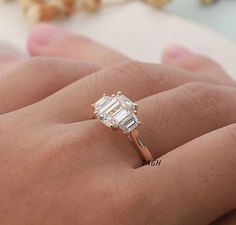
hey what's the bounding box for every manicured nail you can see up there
[30,23,65,46]
[164,45,190,59]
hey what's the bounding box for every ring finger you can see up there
[35,61,229,123]
[27,62,236,167]
[76,82,236,167]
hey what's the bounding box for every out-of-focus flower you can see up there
[2,0,219,22]
[143,0,169,8]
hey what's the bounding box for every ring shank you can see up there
[128,129,154,162]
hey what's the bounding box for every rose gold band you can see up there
[128,129,154,162]
[93,92,154,163]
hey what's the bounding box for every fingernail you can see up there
[164,45,190,59]
[30,23,65,46]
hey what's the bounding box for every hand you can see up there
[0,47,236,225]
[27,24,236,224]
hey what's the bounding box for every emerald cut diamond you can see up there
[92,92,140,134]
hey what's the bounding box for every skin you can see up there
[0,24,235,224]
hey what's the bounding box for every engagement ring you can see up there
[92,91,154,162]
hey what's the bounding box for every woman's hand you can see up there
[0,54,236,224]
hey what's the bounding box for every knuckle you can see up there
[112,60,145,79]
[180,82,219,98]
[113,60,165,95]
[177,82,223,120]
[117,60,143,69]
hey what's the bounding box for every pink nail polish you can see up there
[30,23,65,45]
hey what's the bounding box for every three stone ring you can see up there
[92,91,154,162]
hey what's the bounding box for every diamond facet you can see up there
[119,115,139,133]
[94,96,111,109]
[93,92,140,133]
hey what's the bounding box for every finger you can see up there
[28,24,128,67]
[162,45,234,86]
[35,61,224,123]
[30,63,236,168]
[33,62,236,168]
[0,57,98,114]
[137,123,236,225]
[69,82,236,168]
[134,82,236,158]
[212,210,236,225]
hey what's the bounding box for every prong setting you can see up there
[92,92,140,133]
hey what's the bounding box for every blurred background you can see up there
[167,0,236,40]
[0,0,235,76]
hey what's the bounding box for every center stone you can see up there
[93,92,140,134]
